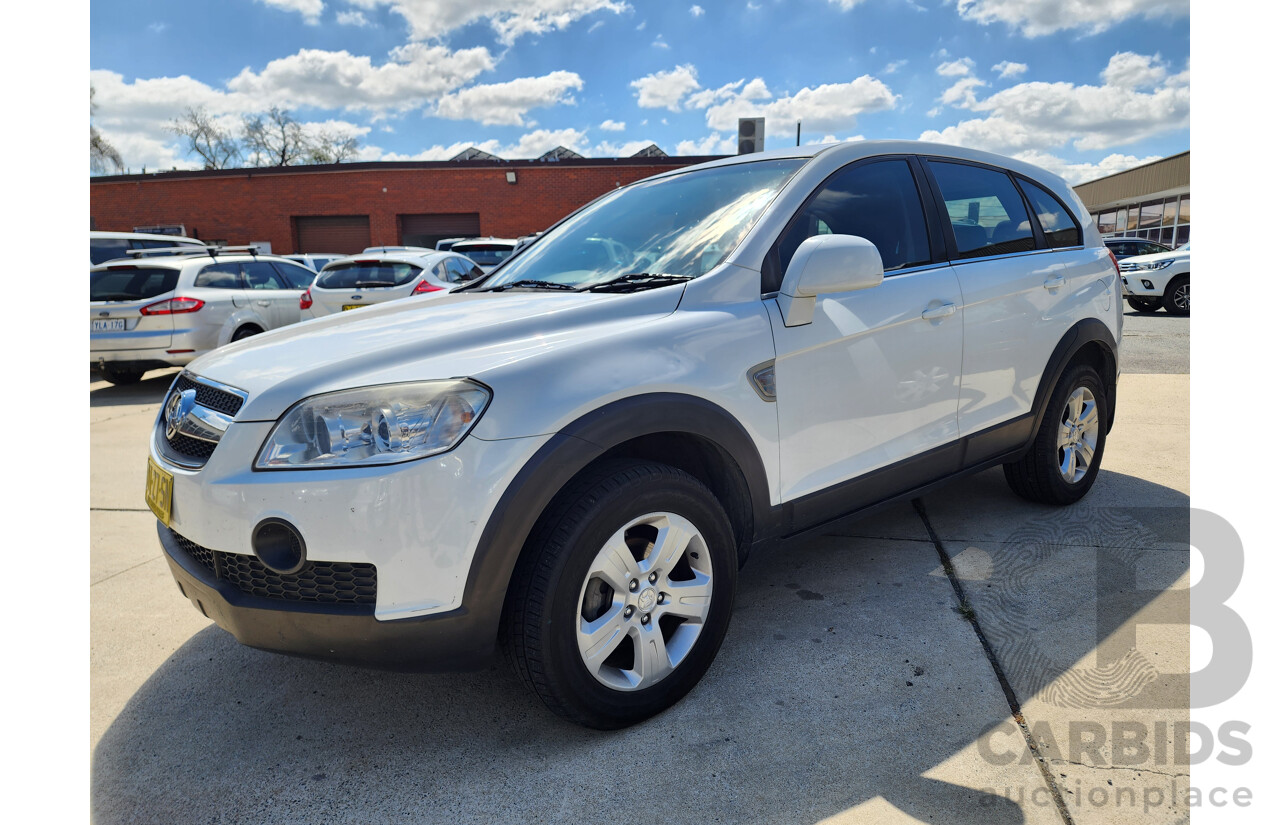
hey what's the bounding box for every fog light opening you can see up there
[252,519,307,574]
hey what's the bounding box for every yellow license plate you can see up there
[145,457,174,526]
[342,304,367,311]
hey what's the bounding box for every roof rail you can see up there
[121,244,265,261]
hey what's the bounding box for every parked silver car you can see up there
[450,238,519,273]
[302,249,485,318]
[90,250,317,384]
[281,253,344,273]
[90,231,206,265]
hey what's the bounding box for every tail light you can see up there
[300,288,313,310]
[412,280,444,295]
[1107,249,1121,276]
[140,297,204,315]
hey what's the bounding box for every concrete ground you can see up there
[90,315,1190,824]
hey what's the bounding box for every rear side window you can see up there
[270,261,315,289]
[90,267,179,301]
[316,262,422,289]
[770,159,931,292]
[444,257,484,282]
[243,260,288,289]
[1017,178,1081,248]
[1141,243,1169,256]
[194,262,243,289]
[929,161,1036,259]
[90,239,131,265]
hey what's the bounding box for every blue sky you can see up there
[89,0,1190,183]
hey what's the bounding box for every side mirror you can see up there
[777,234,884,326]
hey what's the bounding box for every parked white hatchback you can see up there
[302,249,486,318]
[90,249,317,384]
[147,141,1121,728]
[1119,243,1189,314]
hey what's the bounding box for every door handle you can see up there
[1043,275,1066,290]
[255,300,270,307]
[921,303,957,321]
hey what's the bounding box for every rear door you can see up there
[241,260,300,328]
[89,265,180,351]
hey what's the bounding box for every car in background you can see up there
[1119,243,1190,314]
[450,238,519,272]
[302,249,485,318]
[1104,237,1172,261]
[281,253,344,273]
[90,249,316,384]
[91,231,206,265]
[362,246,433,254]
[434,237,477,252]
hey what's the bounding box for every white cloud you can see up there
[226,44,495,113]
[883,59,908,74]
[631,64,701,111]
[337,10,370,25]
[376,127,590,161]
[1011,150,1163,184]
[599,119,626,131]
[593,138,662,156]
[433,70,583,126]
[937,57,975,77]
[147,22,168,34]
[674,133,736,155]
[256,0,324,24]
[919,53,1188,154]
[1101,51,1167,89]
[954,0,1189,37]
[690,4,704,16]
[652,35,670,49]
[992,60,1028,79]
[346,0,629,45]
[827,0,869,8]
[939,77,986,107]
[698,76,898,137]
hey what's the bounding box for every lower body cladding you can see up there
[153,422,551,670]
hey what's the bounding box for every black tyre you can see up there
[1004,363,1109,505]
[504,459,738,729]
[100,364,146,385]
[232,325,262,342]
[1126,296,1162,313]
[1162,275,1189,316]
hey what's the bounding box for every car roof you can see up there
[319,250,459,269]
[450,238,518,248]
[90,230,205,244]
[89,252,304,272]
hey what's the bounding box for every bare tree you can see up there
[307,129,361,164]
[90,86,124,174]
[168,107,240,169]
[242,107,310,166]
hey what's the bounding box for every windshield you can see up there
[90,267,180,301]
[316,261,422,289]
[483,158,805,290]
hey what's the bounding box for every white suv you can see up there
[145,141,1121,728]
[1119,243,1189,314]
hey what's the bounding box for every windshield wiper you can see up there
[582,273,692,293]
[488,279,577,292]
[353,280,397,287]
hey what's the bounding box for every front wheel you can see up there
[1004,363,1108,505]
[1126,296,1162,313]
[1163,276,1189,315]
[504,460,738,729]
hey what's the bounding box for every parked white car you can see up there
[281,253,344,273]
[302,250,486,318]
[90,250,317,384]
[91,231,206,265]
[146,140,1121,728]
[1119,243,1189,314]
[450,237,519,272]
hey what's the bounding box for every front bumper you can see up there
[159,523,496,671]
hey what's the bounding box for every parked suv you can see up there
[146,141,1120,728]
[1104,237,1171,261]
[90,231,206,265]
[91,249,316,384]
[1119,243,1190,314]
[302,249,485,318]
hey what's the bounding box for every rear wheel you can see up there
[1126,296,1162,313]
[100,364,146,385]
[232,325,262,342]
[1004,363,1108,505]
[504,460,737,729]
[1163,276,1189,315]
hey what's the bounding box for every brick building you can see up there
[89,155,719,254]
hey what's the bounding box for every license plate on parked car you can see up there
[341,304,368,311]
[145,457,174,526]
[92,319,127,332]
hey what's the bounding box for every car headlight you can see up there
[256,380,491,469]
[1133,260,1174,270]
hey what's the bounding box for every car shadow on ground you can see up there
[89,370,180,408]
[92,470,1187,824]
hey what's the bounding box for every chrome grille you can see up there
[173,373,244,416]
[157,372,248,468]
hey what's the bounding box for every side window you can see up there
[433,262,453,282]
[928,160,1036,259]
[1142,243,1167,256]
[1017,178,1081,248]
[770,159,932,292]
[243,261,287,289]
[270,261,314,290]
[448,258,483,282]
[193,262,243,289]
[90,239,130,264]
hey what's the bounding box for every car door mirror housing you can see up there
[777,234,885,326]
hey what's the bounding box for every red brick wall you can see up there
[89,160,712,253]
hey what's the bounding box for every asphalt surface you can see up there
[1118,307,1189,374]
[90,324,1191,824]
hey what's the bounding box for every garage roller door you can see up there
[294,216,371,254]
[399,213,481,249]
